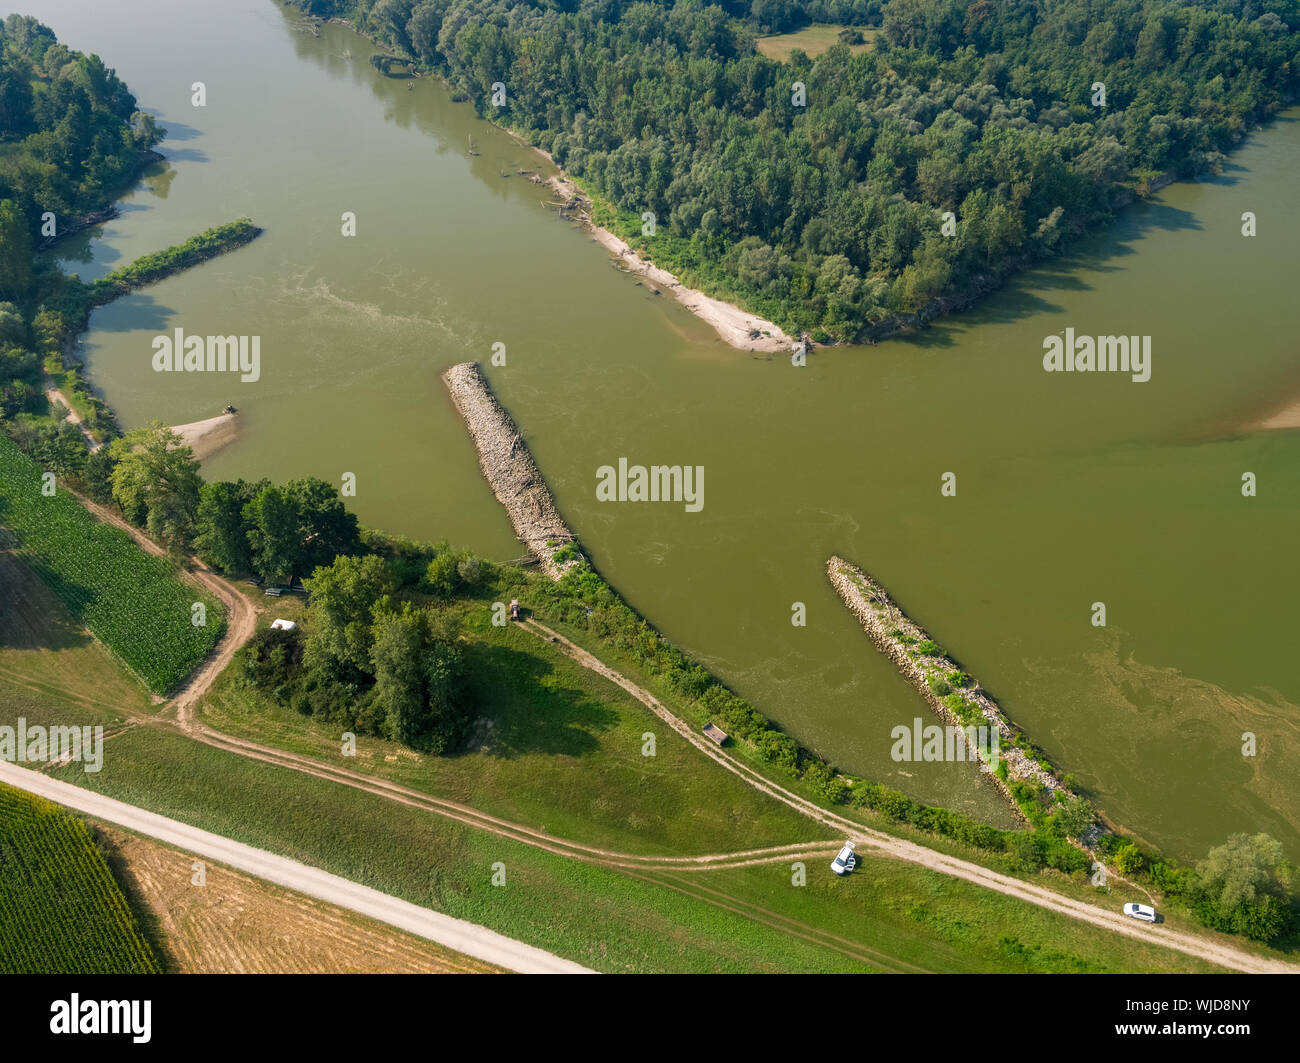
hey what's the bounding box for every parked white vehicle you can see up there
[831,842,857,876]
[1122,902,1158,923]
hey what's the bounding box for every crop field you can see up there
[0,435,223,692]
[0,784,160,973]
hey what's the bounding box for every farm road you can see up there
[0,761,592,974]
[46,497,1298,973]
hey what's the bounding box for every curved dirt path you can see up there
[188,719,835,872]
[50,493,1298,972]
[520,619,1299,975]
[44,383,100,452]
[75,493,258,722]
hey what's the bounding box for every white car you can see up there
[831,842,857,876]
[1123,902,1158,923]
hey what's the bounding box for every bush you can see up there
[424,550,461,597]
[927,676,952,696]
[916,640,943,657]
[456,556,484,585]
[1113,841,1146,875]
[757,729,799,772]
[1007,832,1046,872]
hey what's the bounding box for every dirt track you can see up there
[49,499,1299,973]
[74,493,258,724]
[519,619,1299,975]
[44,384,100,453]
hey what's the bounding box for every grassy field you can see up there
[45,724,1221,972]
[0,548,1241,972]
[754,24,880,61]
[0,434,223,692]
[0,783,160,973]
[200,594,824,857]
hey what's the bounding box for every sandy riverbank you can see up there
[1250,397,1300,431]
[544,173,798,354]
[171,412,239,463]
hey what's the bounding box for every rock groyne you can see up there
[441,362,580,580]
[827,556,1075,810]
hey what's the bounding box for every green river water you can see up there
[23,0,1300,858]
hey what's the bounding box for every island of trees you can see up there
[295,0,1299,341]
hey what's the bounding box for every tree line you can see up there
[294,0,1299,341]
[0,15,163,426]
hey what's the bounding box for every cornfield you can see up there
[0,434,224,693]
[0,784,160,974]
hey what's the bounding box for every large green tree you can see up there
[1194,833,1294,943]
[194,478,267,574]
[302,553,397,676]
[0,200,32,300]
[107,422,202,555]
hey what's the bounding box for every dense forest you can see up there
[0,14,162,421]
[295,0,1299,340]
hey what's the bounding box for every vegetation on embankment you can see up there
[33,702,1218,973]
[84,219,260,305]
[512,548,1300,946]
[4,535,1222,973]
[205,578,825,857]
[0,18,260,451]
[0,783,161,974]
[0,433,224,694]
[1,15,171,437]
[42,219,263,338]
[828,556,1075,806]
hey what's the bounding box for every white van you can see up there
[831,842,857,875]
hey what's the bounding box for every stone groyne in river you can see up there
[441,362,581,580]
[827,556,1076,811]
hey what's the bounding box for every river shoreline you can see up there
[171,412,239,463]
[541,172,799,353]
[298,6,1291,358]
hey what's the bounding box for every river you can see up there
[25,0,1300,858]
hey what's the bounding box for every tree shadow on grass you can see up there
[458,641,618,760]
[0,500,94,652]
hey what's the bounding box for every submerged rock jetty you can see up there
[441,362,581,579]
[827,556,1075,807]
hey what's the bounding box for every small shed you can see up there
[702,722,728,746]
[270,619,297,631]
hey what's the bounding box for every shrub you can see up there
[1007,832,1047,872]
[1113,841,1146,875]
